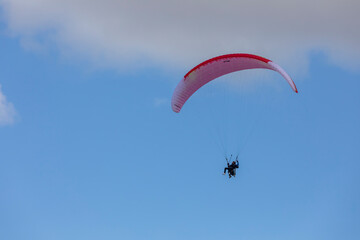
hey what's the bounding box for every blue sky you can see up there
[1,1,360,240]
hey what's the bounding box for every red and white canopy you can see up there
[171,53,298,113]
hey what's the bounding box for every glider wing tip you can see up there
[172,106,181,113]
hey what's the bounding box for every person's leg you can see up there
[224,167,228,174]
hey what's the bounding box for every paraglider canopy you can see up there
[171,53,298,113]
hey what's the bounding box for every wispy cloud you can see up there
[1,0,359,74]
[0,84,16,126]
[153,97,169,108]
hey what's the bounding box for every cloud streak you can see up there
[1,0,359,74]
[0,85,16,126]
[153,97,169,108]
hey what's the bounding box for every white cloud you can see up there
[0,85,16,126]
[1,0,359,74]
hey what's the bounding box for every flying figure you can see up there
[171,53,298,178]
[223,155,239,178]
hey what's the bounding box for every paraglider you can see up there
[223,155,239,178]
[171,53,298,178]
